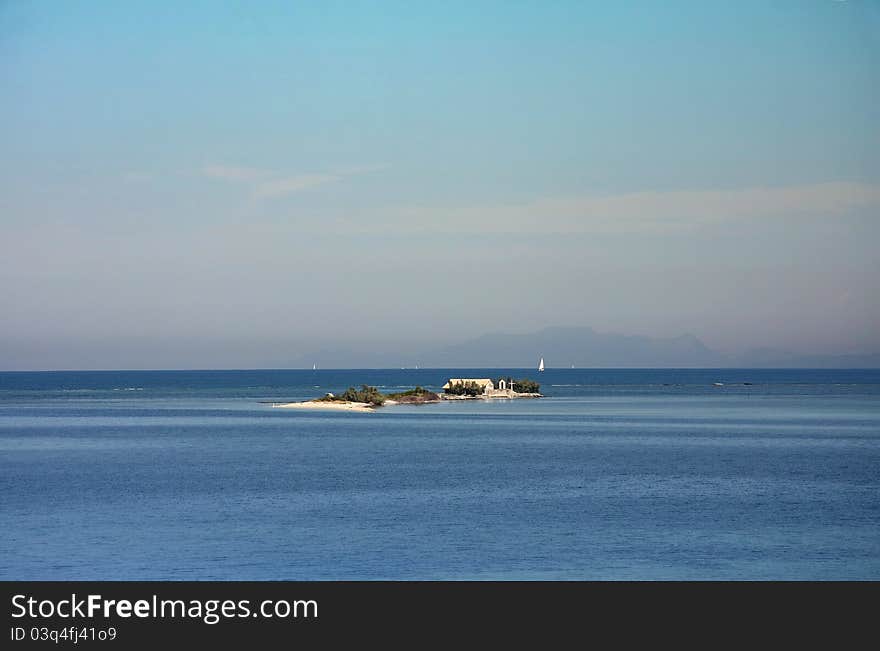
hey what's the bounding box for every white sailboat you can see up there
[538,357,545,372]
[312,363,317,371]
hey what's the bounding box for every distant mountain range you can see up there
[288,326,880,369]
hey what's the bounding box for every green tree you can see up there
[340,384,386,406]
[445,380,483,396]
[494,377,540,394]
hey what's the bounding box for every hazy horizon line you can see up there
[3,365,878,373]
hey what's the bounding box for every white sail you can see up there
[538,357,545,372]
[313,363,317,370]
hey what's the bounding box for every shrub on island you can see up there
[444,381,485,396]
[386,386,441,403]
[339,384,386,406]
[494,377,541,394]
[313,385,441,407]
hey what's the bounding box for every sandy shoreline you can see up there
[273,392,541,412]
[273,400,376,413]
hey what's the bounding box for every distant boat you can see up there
[538,357,545,372]
[313,364,317,371]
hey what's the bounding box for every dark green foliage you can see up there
[387,386,433,399]
[493,377,541,394]
[339,384,386,406]
[444,380,484,396]
[387,386,441,403]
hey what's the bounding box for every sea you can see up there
[1,368,878,580]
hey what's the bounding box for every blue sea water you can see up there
[1,368,878,580]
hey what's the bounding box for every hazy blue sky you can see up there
[2,1,878,369]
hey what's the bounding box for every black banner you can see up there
[2,582,875,647]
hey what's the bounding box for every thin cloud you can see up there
[253,174,340,198]
[121,171,152,183]
[202,165,269,182]
[202,163,384,199]
[364,182,880,235]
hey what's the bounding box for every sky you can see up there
[1,0,878,369]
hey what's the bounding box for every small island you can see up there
[274,377,541,412]
[442,377,541,399]
[274,384,442,412]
